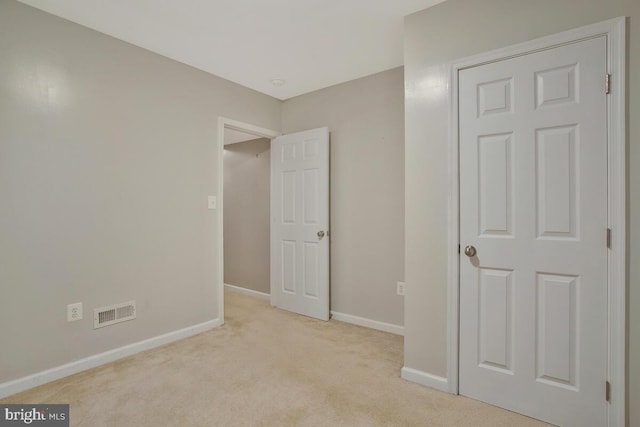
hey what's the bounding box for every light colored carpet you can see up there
[2,291,548,426]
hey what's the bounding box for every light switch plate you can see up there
[207,196,217,210]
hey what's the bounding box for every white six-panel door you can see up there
[459,37,608,426]
[271,127,330,321]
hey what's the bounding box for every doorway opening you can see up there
[217,117,280,322]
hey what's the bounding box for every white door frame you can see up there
[217,117,281,323]
[447,17,626,426]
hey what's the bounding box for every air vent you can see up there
[94,301,136,329]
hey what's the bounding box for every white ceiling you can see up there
[17,0,446,100]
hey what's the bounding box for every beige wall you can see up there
[223,138,271,294]
[282,68,405,326]
[403,0,638,424]
[0,0,281,383]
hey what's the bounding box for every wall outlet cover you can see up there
[67,302,83,322]
[397,281,406,296]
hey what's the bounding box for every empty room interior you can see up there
[0,0,638,426]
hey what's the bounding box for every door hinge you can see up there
[606,381,611,402]
[605,73,611,94]
[606,228,612,249]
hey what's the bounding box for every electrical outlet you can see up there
[67,302,83,322]
[397,281,406,296]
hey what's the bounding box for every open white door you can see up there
[271,127,330,321]
[458,37,608,426]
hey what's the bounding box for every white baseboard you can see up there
[224,283,270,301]
[401,366,449,393]
[330,311,404,336]
[0,318,222,399]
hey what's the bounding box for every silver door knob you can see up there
[464,245,476,257]
[317,231,325,239]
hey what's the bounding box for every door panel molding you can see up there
[270,127,330,321]
[447,17,626,427]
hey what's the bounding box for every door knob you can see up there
[464,245,476,257]
[317,231,325,239]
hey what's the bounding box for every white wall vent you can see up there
[94,301,136,329]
